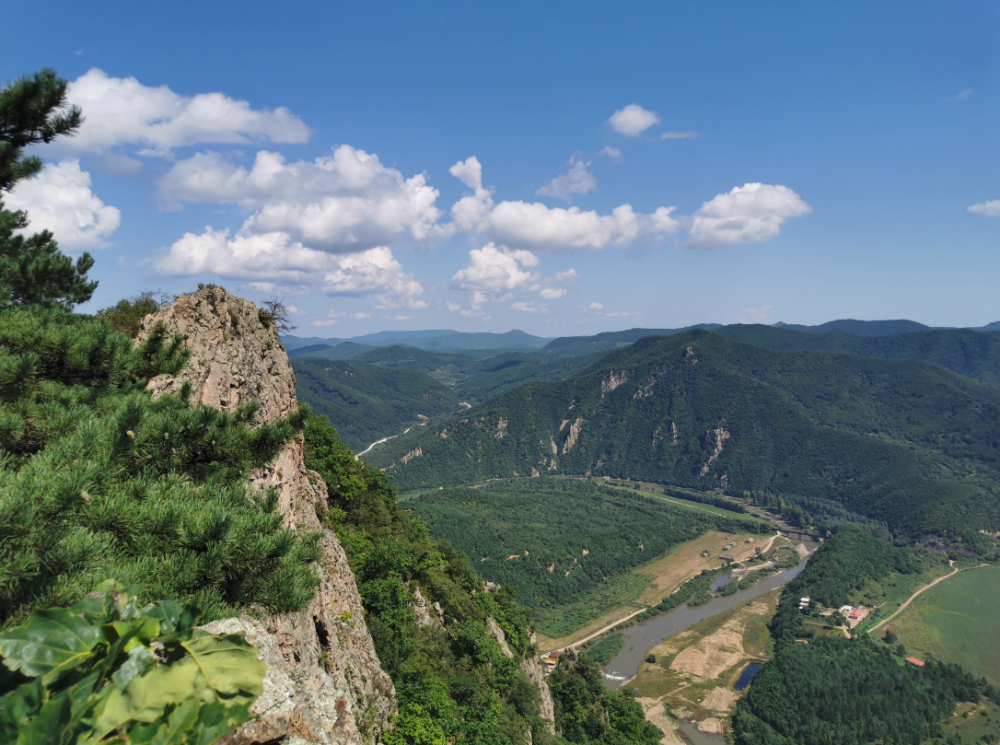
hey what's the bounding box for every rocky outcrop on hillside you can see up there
[137,287,395,745]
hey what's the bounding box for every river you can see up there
[601,557,810,690]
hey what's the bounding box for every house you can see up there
[848,608,866,620]
[839,605,854,615]
[798,596,811,610]
[906,657,925,667]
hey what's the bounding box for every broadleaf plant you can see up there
[0,581,264,745]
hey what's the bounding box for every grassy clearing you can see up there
[557,476,767,524]
[634,531,758,605]
[941,699,1000,744]
[885,564,1000,685]
[848,556,954,635]
[536,531,759,652]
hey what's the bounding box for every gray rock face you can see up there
[137,287,396,745]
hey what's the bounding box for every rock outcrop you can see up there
[137,287,395,745]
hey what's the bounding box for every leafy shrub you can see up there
[0,581,264,745]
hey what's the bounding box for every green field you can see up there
[887,564,1000,685]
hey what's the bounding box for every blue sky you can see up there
[3,0,998,336]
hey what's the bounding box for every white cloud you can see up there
[311,310,372,327]
[158,146,444,251]
[6,159,121,247]
[510,301,542,313]
[62,69,310,158]
[969,200,1000,217]
[956,88,973,100]
[448,242,575,313]
[449,156,483,190]
[536,156,596,202]
[449,157,678,252]
[394,315,413,321]
[589,302,603,310]
[323,247,427,309]
[686,183,811,249]
[660,130,701,140]
[555,269,579,282]
[155,229,426,309]
[597,146,623,161]
[608,104,660,137]
[451,243,539,293]
[487,202,678,252]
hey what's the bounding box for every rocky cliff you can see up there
[137,287,395,745]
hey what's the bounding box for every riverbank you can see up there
[626,586,781,743]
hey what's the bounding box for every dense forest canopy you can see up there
[371,331,1000,539]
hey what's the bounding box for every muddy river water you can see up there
[601,557,810,690]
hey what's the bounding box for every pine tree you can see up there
[0,69,96,309]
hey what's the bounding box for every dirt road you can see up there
[867,561,974,635]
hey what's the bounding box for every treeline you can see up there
[732,527,997,745]
[408,479,744,609]
[742,489,892,540]
[664,486,747,513]
[581,633,625,665]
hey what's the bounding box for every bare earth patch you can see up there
[637,698,687,745]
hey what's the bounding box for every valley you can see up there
[296,319,1000,744]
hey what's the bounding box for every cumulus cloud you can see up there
[451,243,539,293]
[449,157,678,252]
[660,130,701,140]
[969,200,1000,217]
[608,104,660,137]
[597,146,623,161]
[155,229,425,308]
[686,183,811,249]
[448,243,575,314]
[323,247,427,309]
[312,310,373,327]
[449,156,483,190]
[158,146,444,251]
[536,155,597,202]
[6,159,121,247]
[62,69,310,158]
[510,301,543,313]
[589,302,603,310]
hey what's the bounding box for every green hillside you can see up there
[408,479,748,610]
[715,324,1000,388]
[370,331,1000,538]
[292,357,463,450]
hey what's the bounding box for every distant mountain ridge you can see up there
[282,328,553,353]
[369,330,1000,537]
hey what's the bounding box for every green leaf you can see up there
[179,634,265,701]
[0,609,102,684]
[90,658,201,738]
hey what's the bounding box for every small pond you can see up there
[733,661,762,691]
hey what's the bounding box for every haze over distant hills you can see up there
[282,329,553,353]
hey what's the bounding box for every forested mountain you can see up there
[542,324,721,356]
[714,325,1000,388]
[369,330,1000,537]
[292,357,463,450]
[771,318,932,335]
